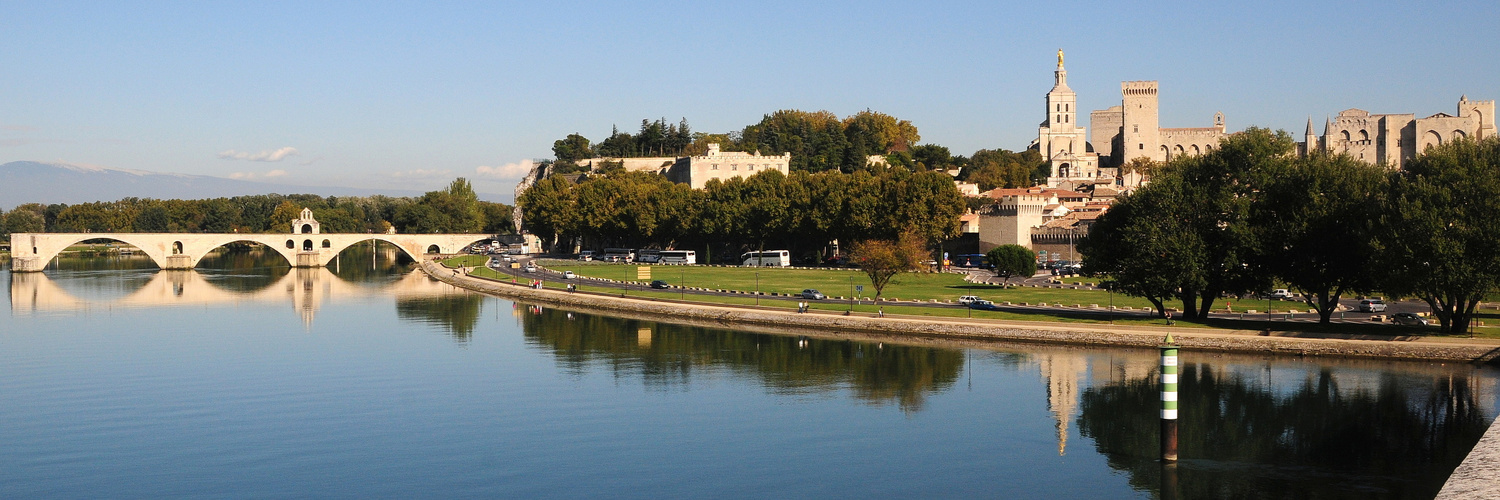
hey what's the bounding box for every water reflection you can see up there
[515,307,964,411]
[396,294,486,342]
[1078,359,1495,499]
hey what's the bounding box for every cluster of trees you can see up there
[0,178,514,240]
[1082,131,1500,332]
[546,110,1046,189]
[518,167,965,263]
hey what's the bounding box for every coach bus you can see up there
[601,248,636,263]
[659,250,697,264]
[952,254,987,268]
[635,249,662,263]
[741,250,791,267]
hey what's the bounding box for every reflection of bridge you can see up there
[9,267,469,327]
[8,231,494,272]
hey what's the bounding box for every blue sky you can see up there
[2,1,1496,198]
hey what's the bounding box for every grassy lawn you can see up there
[536,260,1343,314]
[465,266,1500,337]
[440,255,490,268]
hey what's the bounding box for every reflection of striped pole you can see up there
[1161,333,1179,462]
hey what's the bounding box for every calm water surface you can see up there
[2,248,1495,499]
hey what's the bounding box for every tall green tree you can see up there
[552,133,593,162]
[1256,153,1386,323]
[848,232,927,300]
[986,244,1036,285]
[1381,137,1500,332]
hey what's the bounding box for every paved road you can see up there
[472,256,1441,327]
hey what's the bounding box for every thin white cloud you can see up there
[475,159,535,180]
[391,168,452,179]
[228,169,290,180]
[218,147,299,162]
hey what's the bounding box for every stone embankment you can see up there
[421,261,1500,363]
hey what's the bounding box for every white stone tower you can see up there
[1120,81,1162,163]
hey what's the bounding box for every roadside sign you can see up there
[510,262,520,269]
[856,285,864,293]
[637,266,651,280]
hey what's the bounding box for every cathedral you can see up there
[1035,51,1227,189]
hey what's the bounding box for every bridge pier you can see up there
[11,257,46,272]
[163,255,194,270]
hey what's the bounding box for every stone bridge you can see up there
[7,232,496,272]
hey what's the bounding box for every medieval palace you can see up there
[1033,50,1494,189]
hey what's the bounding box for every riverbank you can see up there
[420,260,1500,363]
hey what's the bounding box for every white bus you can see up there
[635,249,662,263]
[601,248,635,263]
[659,250,697,265]
[741,250,791,267]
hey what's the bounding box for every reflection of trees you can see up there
[518,308,963,412]
[1077,363,1490,499]
[395,294,484,342]
[328,241,416,284]
[195,246,290,292]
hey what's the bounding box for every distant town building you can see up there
[666,143,792,189]
[1298,97,1495,168]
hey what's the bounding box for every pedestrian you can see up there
[878,307,884,318]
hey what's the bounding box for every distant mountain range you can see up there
[0,161,498,209]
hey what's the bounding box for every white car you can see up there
[524,264,538,273]
[1269,289,1291,299]
[958,295,981,305]
[563,271,576,279]
[1359,299,1387,313]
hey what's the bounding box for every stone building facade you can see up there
[1036,51,1226,189]
[665,143,792,189]
[1036,50,1101,189]
[1299,96,1495,168]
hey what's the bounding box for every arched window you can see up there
[303,240,313,251]
[301,224,313,234]
[1425,130,1443,149]
[285,239,295,249]
[172,241,183,255]
[1341,130,1351,142]
[1191,145,1200,155]
[1454,130,1467,140]
[322,239,331,248]
[1358,130,1369,141]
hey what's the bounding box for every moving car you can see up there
[1389,312,1428,326]
[524,263,537,273]
[968,299,998,310]
[800,289,826,300]
[1358,299,1387,313]
[563,271,576,279]
[958,295,981,305]
[1268,289,1291,300]
[650,280,670,289]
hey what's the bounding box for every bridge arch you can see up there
[17,234,178,271]
[188,239,299,269]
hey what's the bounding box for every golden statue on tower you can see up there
[1057,49,1064,68]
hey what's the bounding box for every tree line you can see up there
[0,178,513,240]
[518,167,966,264]
[1081,130,1500,333]
[547,110,1048,189]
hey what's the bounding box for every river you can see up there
[2,246,1495,499]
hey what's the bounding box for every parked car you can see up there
[801,289,826,300]
[650,280,670,289]
[958,295,981,305]
[968,299,998,310]
[1390,312,1428,326]
[1268,289,1291,300]
[1359,299,1387,312]
[563,271,576,279]
[577,251,594,262]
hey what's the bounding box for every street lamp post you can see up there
[755,271,760,306]
[849,276,855,313]
[680,268,685,300]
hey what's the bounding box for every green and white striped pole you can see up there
[1161,333,1179,462]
